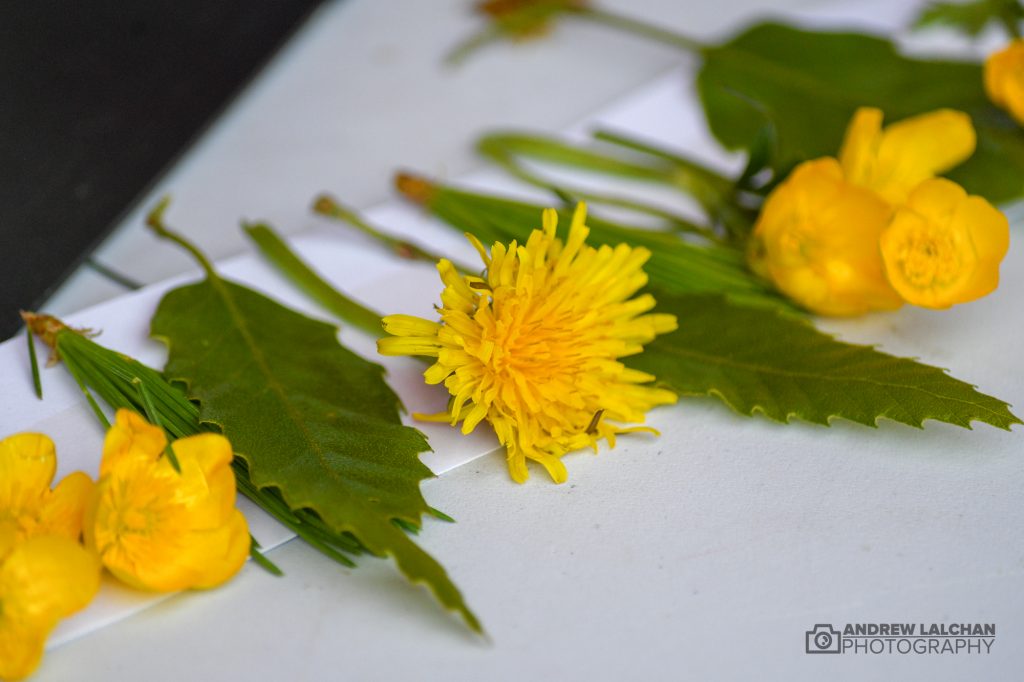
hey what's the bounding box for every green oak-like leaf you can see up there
[697,22,1024,203]
[152,273,480,631]
[628,293,1021,429]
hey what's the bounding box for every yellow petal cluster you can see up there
[748,158,904,316]
[86,410,250,592]
[751,107,1009,315]
[1,411,251,677]
[379,203,678,483]
[985,39,1024,125]
[881,179,1009,308]
[0,433,99,680]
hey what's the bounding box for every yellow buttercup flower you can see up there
[749,158,904,316]
[750,105,1003,315]
[881,178,1010,308]
[378,203,678,484]
[85,410,249,592]
[0,432,93,560]
[985,39,1024,125]
[839,107,976,204]
[0,535,100,680]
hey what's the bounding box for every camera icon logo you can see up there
[805,624,842,654]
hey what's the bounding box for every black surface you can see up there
[0,1,324,340]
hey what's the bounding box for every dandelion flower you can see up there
[379,203,677,483]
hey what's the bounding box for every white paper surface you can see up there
[2,0,1023,677]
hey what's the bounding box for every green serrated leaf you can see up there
[628,293,1021,429]
[697,22,1024,203]
[149,241,480,632]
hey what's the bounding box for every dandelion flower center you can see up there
[379,203,678,483]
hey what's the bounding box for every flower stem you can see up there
[476,133,722,240]
[145,197,219,278]
[243,222,385,337]
[571,6,707,54]
[313,195,462,269]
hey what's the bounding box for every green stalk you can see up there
[446,3,707,64]
[570,5,707,53]
[313,195,467,269]
[243,223,384,337]
[26,328,42,399]
[477,133,720,240]
[591,129,733,193]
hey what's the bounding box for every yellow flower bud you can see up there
[985,39,1024,125]
[750,158,904,316]
[880,178,1010,308]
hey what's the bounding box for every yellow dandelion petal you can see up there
[379,203,677,483]
[380,314,442,338]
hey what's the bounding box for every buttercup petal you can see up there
[168,433,238,528]
[0,535,100,679]
[0,433,57,513]
[189,511,251,590]
[873,109,975,202]
[38,471,94,542]
[0,620,46,681]
[838,106,883,187]
[101,409,167,475]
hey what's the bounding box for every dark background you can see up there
[0,1,324,340]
